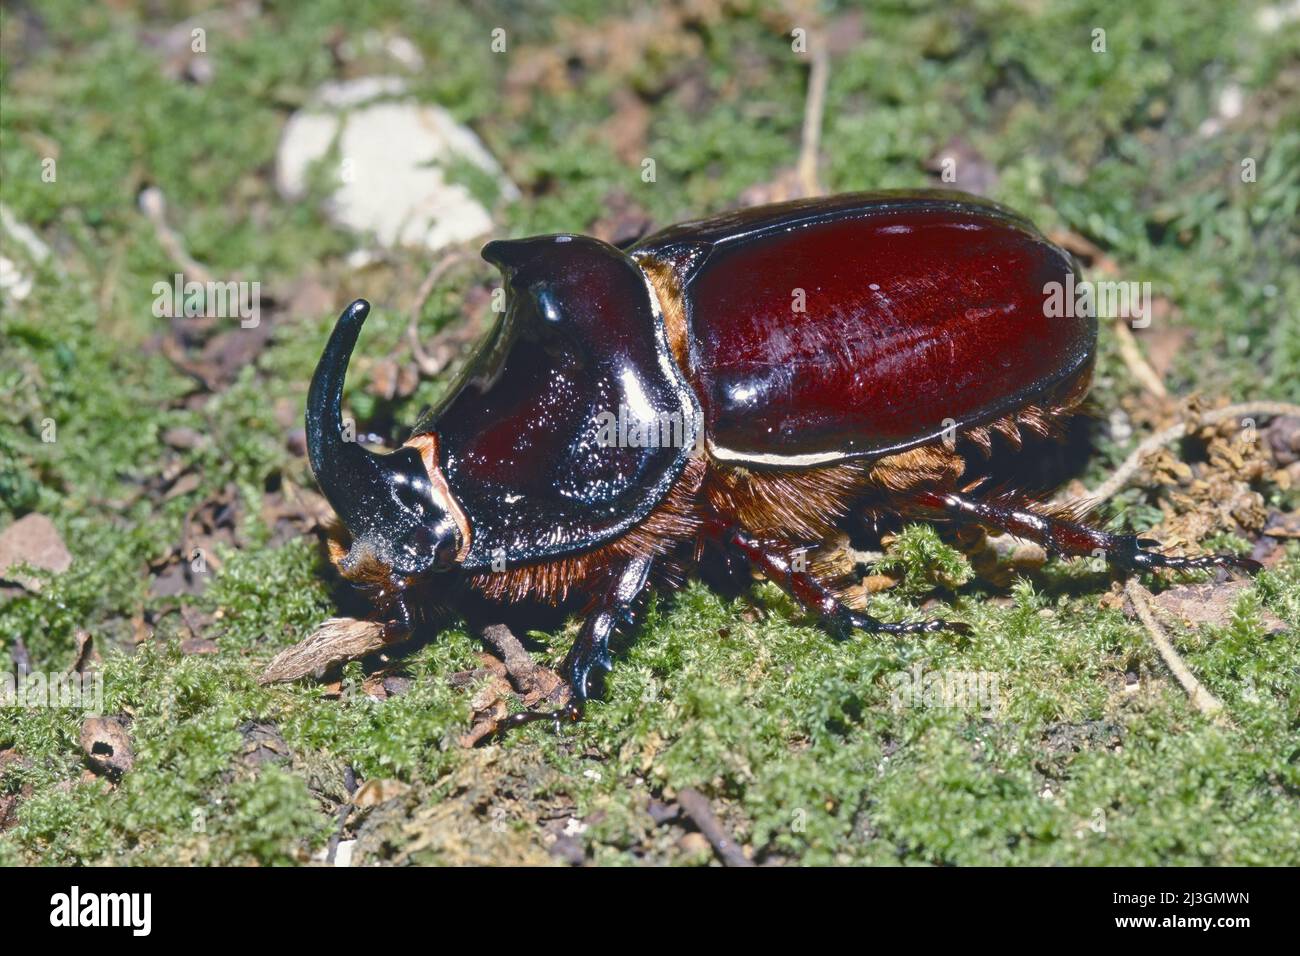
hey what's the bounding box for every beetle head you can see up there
[306,300,462,579]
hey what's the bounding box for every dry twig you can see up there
[138,186,216,284]
[796,37,829,198]
[478,623,569,707]
[259,617,390,684]
[459,623,571,746]
[1074,403,1300,725]
[677,788,753,867]
[407,247,474,377]
[1125,579,1231,725]
[1112,318,1169,399]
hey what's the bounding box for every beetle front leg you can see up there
[497,555,653,733]
[380,591,415,642]
[558,554,655,719]
[724,527,969,638]
[917,491,1262,575]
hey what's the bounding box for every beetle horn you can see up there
[306,299,384,508]
[306,299,458,576]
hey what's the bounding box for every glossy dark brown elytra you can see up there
[305,190,1259,725]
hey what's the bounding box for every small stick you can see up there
[796,38,829,198]
[407,248,472,377]
[677,787,754,867]
[1112,318,1168,398]
[1125,579,1230,726]
[1078,403,1300,726]
[459,624,572,746]
[325,803,352,865]
[478,623,568,706]
[10,637,31,679]
[138,186,217,285]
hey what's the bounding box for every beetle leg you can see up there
[918,491,1262,575]
[724,527,969,638]
[558,555,655,718]
[500,555,655,732]
[380,590,415,642]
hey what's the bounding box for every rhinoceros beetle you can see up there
[306,190,1259,723]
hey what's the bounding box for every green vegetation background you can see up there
[1,0,1297,865]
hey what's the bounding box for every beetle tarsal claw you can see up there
[1124,549,1263,576]
[1107,533,1264,576]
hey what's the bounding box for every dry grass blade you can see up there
[407,247,475,377]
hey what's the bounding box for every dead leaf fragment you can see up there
[1263,511,1300,539]
[0,790,24,832]
[1145,579,1287,634]
[68,631,100,676]
[1265,416,1300,465]
[239,722,291,768]
[926,137,999,196]
[0,514,71,590]
[80,717,134,780]
[352,778,411,808]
